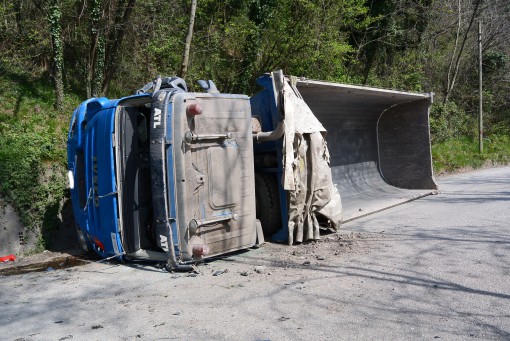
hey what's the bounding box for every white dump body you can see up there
[295,79,437,221]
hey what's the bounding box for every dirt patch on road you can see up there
[255,231,383,268]
[0,230,383,276]
[187,230,386,279]
[0,250,99,276]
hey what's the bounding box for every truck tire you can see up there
[255,172,281,238]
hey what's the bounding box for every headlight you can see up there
[68,170,75,189]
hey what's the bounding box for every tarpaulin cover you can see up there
[281,79,342,244]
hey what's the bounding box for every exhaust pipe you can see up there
[254,121,285,143]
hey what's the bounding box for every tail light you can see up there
[186,103,204,116]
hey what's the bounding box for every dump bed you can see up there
[296,79,437,221]
[251,72,437,242]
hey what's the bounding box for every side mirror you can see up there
[197,80,219,94]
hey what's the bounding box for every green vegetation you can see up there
[433,136,510,174]
[0,0,509,250]
[0,67,81,250]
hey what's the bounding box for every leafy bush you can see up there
[0,67,79,250]
[430,101,477,143]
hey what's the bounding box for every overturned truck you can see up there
[67,71,437,269]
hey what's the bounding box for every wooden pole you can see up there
[478,20,483,153]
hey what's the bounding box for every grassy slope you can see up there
[432,135,510,175]
[0,67,81,250]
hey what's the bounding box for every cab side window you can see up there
[76,150,87,208]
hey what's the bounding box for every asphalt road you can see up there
[2,166,509,341]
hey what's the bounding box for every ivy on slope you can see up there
[0,68,80,250]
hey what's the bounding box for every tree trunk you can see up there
[443,0,482,104]
[445,0,462,101]
[101,0,137,95]
[49,0,64,111]
[86,0,102,98]
[179,0,197,79]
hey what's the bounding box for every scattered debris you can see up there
[254,266,266,274]
[0,254,16,263]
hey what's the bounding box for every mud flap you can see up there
[255,219,265,246]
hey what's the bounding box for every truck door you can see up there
[172,93,258,260]
[150,90,258,262]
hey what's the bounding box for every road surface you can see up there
[1,166,509,340]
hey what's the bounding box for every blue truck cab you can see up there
[67,78,260,269]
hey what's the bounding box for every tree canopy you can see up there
[0,1,508,113]
[1,0,510,249]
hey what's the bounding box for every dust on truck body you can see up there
[68,78,259,269]
[67,72,437,266]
